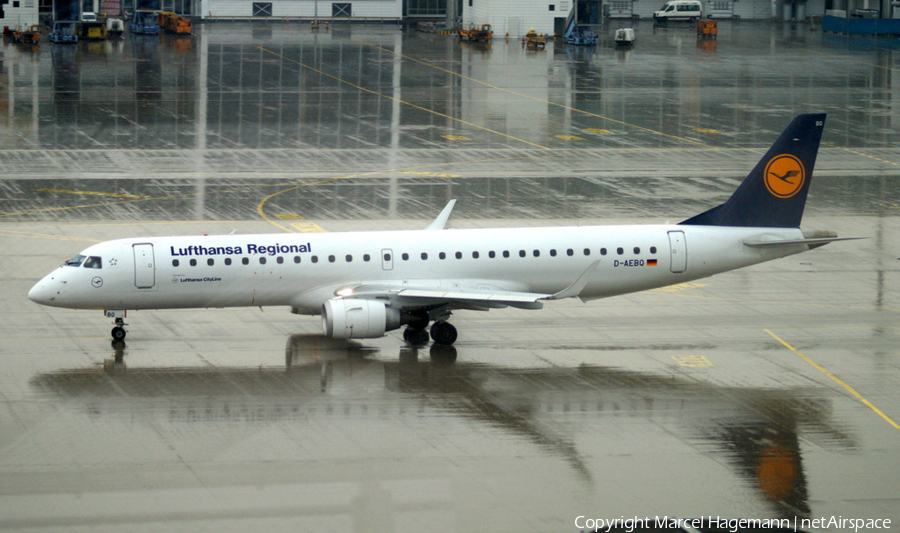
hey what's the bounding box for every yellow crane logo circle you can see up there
[764,154,805,198]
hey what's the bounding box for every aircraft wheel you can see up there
[430,321,457,345]
[430,343,457,363]
[403,327,429,346]
[111,327,127,341]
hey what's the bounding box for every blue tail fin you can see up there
[680,114,826,228]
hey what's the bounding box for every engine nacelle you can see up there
[321,298,401,339]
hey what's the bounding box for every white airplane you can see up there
[29,114,849,346]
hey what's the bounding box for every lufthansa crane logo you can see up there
[764,154,805,199]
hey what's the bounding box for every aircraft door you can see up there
[133,243,156,288]
[381,249,394,271]
[668,231,687,274]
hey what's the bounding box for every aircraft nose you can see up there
[28,281,48,304]
[28,276,59,306]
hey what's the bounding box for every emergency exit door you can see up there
[668,231,687,274]
[133,243,156,289]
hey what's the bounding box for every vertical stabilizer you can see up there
[680,114,826,228]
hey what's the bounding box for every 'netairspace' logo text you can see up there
[574,516,892,533]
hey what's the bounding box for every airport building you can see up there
[6,0,900,33]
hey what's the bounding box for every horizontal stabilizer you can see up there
[742,230,862,250]
[743,236,862,249]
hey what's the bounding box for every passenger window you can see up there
[650,246,657,254]
[519,250,526,258]
[383,253,391,262]
[190,259,197,267]
[277,257,284,264]
[455,252,462,259]
[312,256,319,263]
[583,248,591,256]
[402,253,409,261]
[567,249,574,257]
[83,256,102,269]
[363,254,370,262]
[503,250,510,258]
[225,258,232,265]
[634,247,640,254]
[489,251,496,258]
[346,255,353,262]
[260,257,266,265]
[440,252,447,260]
[473,251,480,259]
[294,256,301,264]
[550,249,557,257]
[617,247,624,255]
[65,255,86,267]
[421,253,428,260]
[601,248,607,256]
[172,259,180,267]
[328,255,336,263]
[533,250,540,257]
[242,257,249,265]
[207,258,214,266]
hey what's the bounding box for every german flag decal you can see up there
[648,259,658,266]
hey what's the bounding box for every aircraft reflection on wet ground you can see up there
[29,335,856,521]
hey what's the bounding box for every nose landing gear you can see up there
[106,310,128,341]
[111,322,127,341]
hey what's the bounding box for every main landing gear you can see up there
[402,320,458,346]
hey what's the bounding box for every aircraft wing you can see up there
[335,260,603,311]
[346,284,549,310]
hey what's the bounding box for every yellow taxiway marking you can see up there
[584,128,613,135]
[255,154,547,232]
[666,292,899,313]
[765,329,900,431]
[442,135,471,141]
[291,222,326,233]
[808,48,900,73]
[692,128,722,134]
[274,213,305,220]
[0,230,103,243]
[35,188,146,198]
[257,46,551,151]
[672,355,713,367]
[400,171,462,178]
[356,41,711,147]
[837,146,900,166]
[555,135,585,141]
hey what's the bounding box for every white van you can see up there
[653,0,703,20]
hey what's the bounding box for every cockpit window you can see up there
[83,256,102,269]
[64,255,86,267]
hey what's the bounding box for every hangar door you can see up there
[607,0,633,18]
[133,243,156,289]
[668,231,687,274]
[707,0,734,18]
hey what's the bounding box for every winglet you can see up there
[426,200,457,231]
[548,260,601,300]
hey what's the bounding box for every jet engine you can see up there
[322,298,401,339]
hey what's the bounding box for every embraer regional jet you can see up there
[29,114,847,346]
